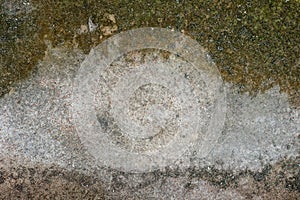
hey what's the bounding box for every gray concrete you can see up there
[0,28,299,199]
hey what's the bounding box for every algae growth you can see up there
[0,0,299,104]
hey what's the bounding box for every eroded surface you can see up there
[0,0,299,199]
[0,44,299,198]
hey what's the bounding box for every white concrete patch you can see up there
[72,28,226,172]
[0,28,298,175]
[200,85,300,171]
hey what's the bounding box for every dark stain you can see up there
[252,164,272,182]
[104,157,300,196]
[285,167,300,192]
[0,157,299,198]
[96,114,110,131]
[0,163,105,199]
[0,170,5,184]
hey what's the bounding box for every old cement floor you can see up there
[0,0,299,199]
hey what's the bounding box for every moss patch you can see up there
[1,0,299,103]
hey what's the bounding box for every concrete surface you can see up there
[0,29,299,198]
[0,1,299,199]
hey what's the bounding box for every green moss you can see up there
[0,5,46,96]
[1,0,299,103]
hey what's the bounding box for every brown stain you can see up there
[1,157,298,199]
[0,162,104,199]
[0,0,299,105]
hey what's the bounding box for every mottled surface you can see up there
[0,0,299,199]
[0,43,299,199]
[0,156,299,199]
[1,0,299,101]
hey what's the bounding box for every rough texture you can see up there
[0,0,299,199]
[72,29,226,172]
[0,45,299,199]
[0,157,105,199]
[1,0,299,102]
